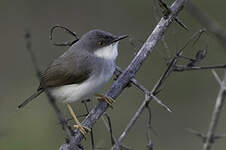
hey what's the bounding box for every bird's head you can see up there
[79,29,128,60]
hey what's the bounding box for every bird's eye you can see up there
[98,41,104,46]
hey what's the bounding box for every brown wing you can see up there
[38,53,93,90]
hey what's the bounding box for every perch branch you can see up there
[203,70,226,150]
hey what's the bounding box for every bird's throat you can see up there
[94,42,118,60]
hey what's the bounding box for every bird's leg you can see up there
[96,94,115,108]
[66,103,90,136]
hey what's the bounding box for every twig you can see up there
[82,100,95,150]
[146,140,153,150]
[173,64,226,72]
[24,30,41,77]
[111,92,151,150]
[146,104,154,150]
[211,70,222,86]
[50,25,79,47]
[203,70,226,150]
[185,128,205,141]
[185,1,226,49]
[214,133,226,140]
[101,114,133,150]
[104,114,115,146]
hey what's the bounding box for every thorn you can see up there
[214,133,226,140]
[185,128,205,139]
[158,0,171,18]
[191,28,206,47]
[153,88,164,95]
[150,94,172,112]
[174,17,189,31]
[146,140,153,150]
[211,69,222,86]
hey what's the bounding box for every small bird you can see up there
[18,29,127,135]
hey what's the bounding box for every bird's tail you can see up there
[17,89,44,110]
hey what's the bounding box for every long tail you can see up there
[18,89,44,110]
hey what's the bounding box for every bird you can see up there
[18,29,128,136]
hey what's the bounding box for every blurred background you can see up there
[1,0,226,149]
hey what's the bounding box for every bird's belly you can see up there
[49,69,114,103]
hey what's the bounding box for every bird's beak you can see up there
[112,35,128,43]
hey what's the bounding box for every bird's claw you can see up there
[96,94,115,108]
[74,124,90,136]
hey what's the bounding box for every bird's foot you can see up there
[66,103,90,137]
[74,124,90,136]
[96,94,115,108]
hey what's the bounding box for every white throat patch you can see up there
[94,42,118,60]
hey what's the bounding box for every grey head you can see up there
[78,29,128,53]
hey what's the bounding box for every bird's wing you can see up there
[38,53,93,90]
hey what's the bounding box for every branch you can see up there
[50,25,79,47]
[185,1,226,49]
[173,64,226,72]
[110,24,210,150]
[116,66,170,111]
[59,0,187,149]
[111,92,151,150]
[203,71,226,150]
[184,3,226,149]
[101,114,134,150]
[111,45,180,149]
[146,103,153,150]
